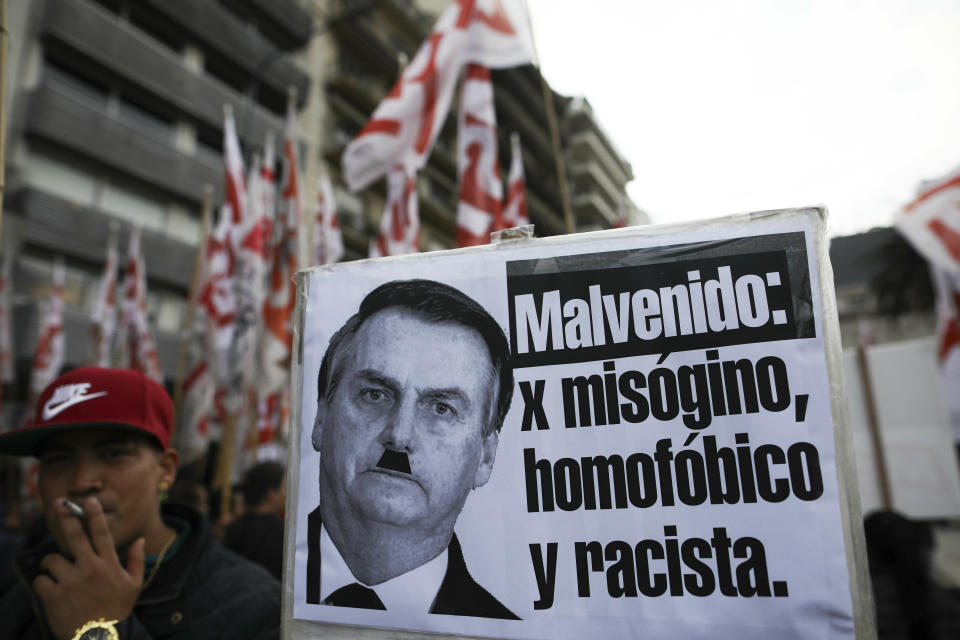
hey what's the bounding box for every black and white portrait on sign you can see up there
[304,279,518,619]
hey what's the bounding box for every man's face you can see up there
[313,308,499,536]
[37,429,176,553]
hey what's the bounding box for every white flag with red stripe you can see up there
[223,106,247,235]
[179,208,232,461]
[314,172,344,266]
[224,106,271,414]
[180,342,214,462]
[502,131,529,228]
[187,204,238,450]
[931,266,960,440]
[456,64,502,247]
[260,133,277,228]
[896,165,960,441]
[198,205,237,397]
[258,100,303,446]
[342,0,535,192]
[370,165,419,258]
[895,164,960,274]
[90,234,118,367]
[463,0,536,68]
[180,310,215,462]
[932,267,960,364]
[116,228,163,383]
[30,259,65,402]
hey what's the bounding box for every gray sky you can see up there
[525,0,960,236]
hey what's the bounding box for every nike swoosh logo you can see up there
[42,392,108,420]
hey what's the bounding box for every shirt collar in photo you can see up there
[318,524,448,611]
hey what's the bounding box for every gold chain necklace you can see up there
[141,530,177,593]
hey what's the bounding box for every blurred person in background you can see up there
[224,461,285,580]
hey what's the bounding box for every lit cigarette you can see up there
[63,499,85,518]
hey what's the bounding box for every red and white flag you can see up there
[936,268,960,441]
[180,329,215,461]
[896,164,960,441]
[342,0,535,192]
[177,210,234,461]
[116,228,163,383]
[223,105,247,232]
[370,165,419,258]
[463,0,536,68]
[30,259,66,400]
[931,267,960,440]
[455,64,502,247]
[258,98,303,446]
[180,367,214,462]
[180,282,215,462]
[314,171,344,266]
[260,133,277,226]
[198,205,237,397]
[185,204,239,454]
[895,164,960,274]
[224,105,270,414]
[502,131,529,229]
[90,233,118,367]
[931,268,960,363]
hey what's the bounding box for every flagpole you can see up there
[857,345,893,509]
[246,394,258,463]
[171,185,214,450]
[91,220,120,366]
[521,0,575,234]
[286,86,311,272]
[218,413,237,518]
[537,73,575,235]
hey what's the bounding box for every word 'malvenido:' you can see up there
[514,264,791,353]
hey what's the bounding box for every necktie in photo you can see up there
[324,582,386,610]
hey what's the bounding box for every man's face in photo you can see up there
[314,307,499,536]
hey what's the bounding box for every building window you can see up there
[100,180,168,234]
[204,50,248,95]
[114,96,174,144]
[22,147,99,209]
[43,64,109,111]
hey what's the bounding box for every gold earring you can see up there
[158,481,169,501]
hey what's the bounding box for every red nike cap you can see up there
[0,367,173,456]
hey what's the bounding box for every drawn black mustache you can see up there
[377,449,411,475]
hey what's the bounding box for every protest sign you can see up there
[845,338,960,518]
[283,207,872,640]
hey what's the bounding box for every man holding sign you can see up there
[306,279,518,619]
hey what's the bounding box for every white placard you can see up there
[844,339,960,519]
[283,208,869,640]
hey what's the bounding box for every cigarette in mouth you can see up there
[62,499,85,518]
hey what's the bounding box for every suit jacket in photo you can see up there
[305,507,519,620]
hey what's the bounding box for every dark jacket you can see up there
[0,502,281,639]
[305,507,518,620]
[224,513,284,580]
